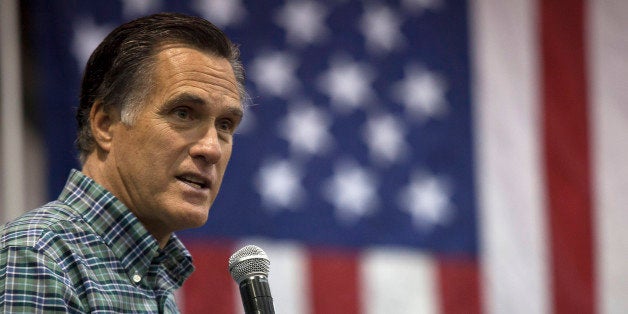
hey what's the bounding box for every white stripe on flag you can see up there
[589,0,628,313]
[471,0,550,314]
[361,247,438,314]
[236,239,311,314]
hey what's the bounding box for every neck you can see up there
[82,154,172,249]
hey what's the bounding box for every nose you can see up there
[189,126,222,164]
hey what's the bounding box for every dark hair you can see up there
[76,12,246,164]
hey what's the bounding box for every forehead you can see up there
[151,45,241,106]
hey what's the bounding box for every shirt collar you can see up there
[58,169,194,288]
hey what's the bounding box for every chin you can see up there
[177,205,211,229]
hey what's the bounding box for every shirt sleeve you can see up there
[0,245,85,313]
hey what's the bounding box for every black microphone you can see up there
[228,245,275,314]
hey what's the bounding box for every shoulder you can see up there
[0,201,83,249]
[0,200,108,275]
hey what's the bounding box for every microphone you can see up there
[228,245,275,314]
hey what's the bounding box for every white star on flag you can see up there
[255,159,305,211]
[250,50,301,99]
[362,113,409,166]
[317,55,377,113]
[274,0,329,47]
[360,4,405,54]
[397,171,454,231]
[278,102,334,158]
[392,64,449,122]
[323,160,379,224]
[121,0,161,18]
[193,0,246,28]
[402,0,444,14]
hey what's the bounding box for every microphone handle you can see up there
[239,275,275,314]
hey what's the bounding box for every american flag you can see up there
[29,0,628,313]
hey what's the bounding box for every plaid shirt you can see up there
[0,170,195,313]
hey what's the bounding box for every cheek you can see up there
[221,143,234,168]
[213,144,234,185]
[118,127,185,175]
[141,125,186,156]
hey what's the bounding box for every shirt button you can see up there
[132,273,142,283]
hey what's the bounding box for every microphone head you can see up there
[228,245,270,284]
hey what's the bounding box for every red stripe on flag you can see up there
[308,248,360,314]
[437,256,482,314]
[540,0,596,313]
[181,240,237,314]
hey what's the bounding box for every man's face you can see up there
[106,45,242,239]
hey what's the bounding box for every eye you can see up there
[172,107,192,120]
[217,118,235,133]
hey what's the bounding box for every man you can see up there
[0,13,245,312]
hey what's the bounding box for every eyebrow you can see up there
[164,93,207,108]
[165,92,244,117]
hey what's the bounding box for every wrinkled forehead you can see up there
[151,45,241,105]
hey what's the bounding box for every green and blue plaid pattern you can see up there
[0,170,194,313]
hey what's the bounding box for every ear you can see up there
[89,100,118,153]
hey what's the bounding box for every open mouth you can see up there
[176,174,209,189]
